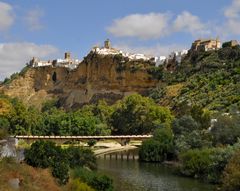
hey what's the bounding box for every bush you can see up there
[67,179,95,191]
[172,115,199,135]
[221,150,240,191]
[139,127,174,162]
[179,142,240,183]
[73,167,113,191]
[211,114,240,146]
[52,161,69,185]
[0,117,10,139]
[25,141,65,168]
[66,147,96,169]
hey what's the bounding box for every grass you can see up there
[0,157,61,191]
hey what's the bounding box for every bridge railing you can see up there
[11,135,153,139]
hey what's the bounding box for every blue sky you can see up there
[0,0,240,79]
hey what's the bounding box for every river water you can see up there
[97,150,215,191]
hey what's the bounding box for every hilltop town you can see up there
[28,38,239,70]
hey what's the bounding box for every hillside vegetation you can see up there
[150,46,240,114]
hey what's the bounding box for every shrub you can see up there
[67,179,95,191]
[25,141,65,168]
[179,142,240,183]
[52,161,69,185]
[172,115,199,135]
[211,114,240,146]
[139,127,174,162]
[87,139,97,147]
[73,167,113,191]
[66,147,96,169]
[221,150,240,191]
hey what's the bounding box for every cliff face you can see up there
[0,53,158,109]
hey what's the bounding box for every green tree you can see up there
[52,161,69,185]
[24,140,65,168]
[172,115,199,135]
[190,105,211,129]
[221,150,240,191]
[110,94,173,135]
[139,127,174,162]
[0,117,10,139]
[211,114,240,146]
[66,147,96,169]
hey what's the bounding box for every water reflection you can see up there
[97,150,215,191]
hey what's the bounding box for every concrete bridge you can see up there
[12,135,152,146]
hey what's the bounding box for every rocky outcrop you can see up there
[0,52,158,109]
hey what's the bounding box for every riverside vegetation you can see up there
[0,45,240,190]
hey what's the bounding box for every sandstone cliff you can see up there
[0,52,158,109]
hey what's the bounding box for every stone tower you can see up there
[65,52,71,60]
[104,39,111,49]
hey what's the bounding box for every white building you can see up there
[168,49,188,64]
[30,53,81,70]
[154,56,166,67]
[92,40,153,62]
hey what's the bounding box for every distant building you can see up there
[222,40,239,48]
[104,39,111,49]
[65,52,71,60]
[92,39,152,61]
[167,49,188,64]
[191,38,221,51]
[30,52,80,70]
[154,56,166,67]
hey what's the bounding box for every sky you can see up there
[0,0,240,80]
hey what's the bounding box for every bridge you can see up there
[12,135,152,146]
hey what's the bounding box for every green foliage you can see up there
[218,46,240,61]
[87,139,97,147]
[24,141,65,168]
[110,94,173,135]
[0,117,10,139]
[139,127,174,162]
[179,142,240,183]
[147,66,164,80]
[172,115,199,135]
[190,105,211,129]
[221,150,240,191]
[25,140,70,184]
[41,98,59,112]
[41,106,111,136]
[52,161,69,185]
[25,141,99,185]
[66,146,96,169]
[211,114,240,146]
[73,167,113,191]
[172,114,212,154]
[148,47,240,115]
[67,179,95,191]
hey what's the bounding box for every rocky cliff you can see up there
[0,52,158,109]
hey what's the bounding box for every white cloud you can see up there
[107,11,211,40]
[173,11,210,36]
[106,12,171,39]
[115,43,187,57]
[222,0,240,35]
[24,8,44,31]
[224,0,240,19]
[0,1,14,31]
[0,42,58,80]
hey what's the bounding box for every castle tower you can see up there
[104,39,111,49]
[65,52,71,60]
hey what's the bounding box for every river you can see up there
[97,150,215,191]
